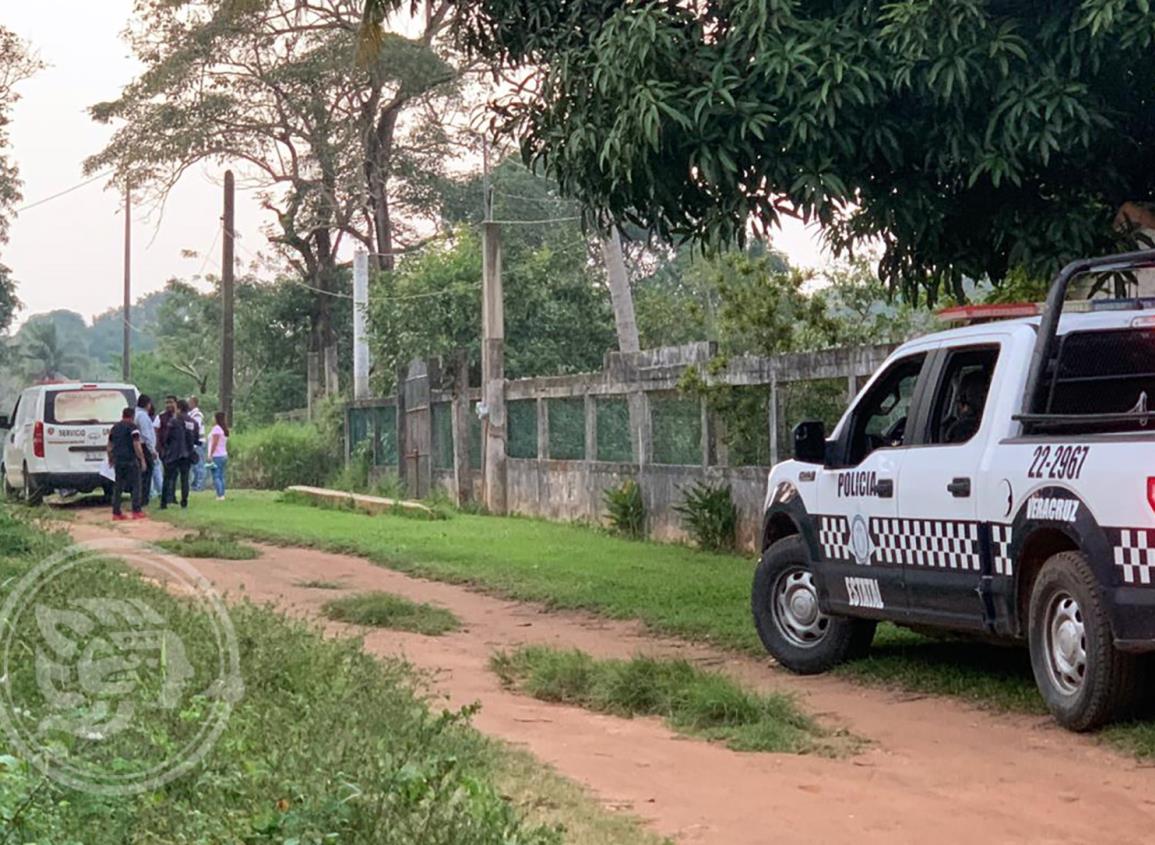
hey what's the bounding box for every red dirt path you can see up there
[68,511,1155,844]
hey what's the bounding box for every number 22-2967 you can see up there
[1027,445,1090,480]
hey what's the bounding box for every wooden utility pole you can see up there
[122,183,131,381]
[481,216,506,514]
[219,170,236,424]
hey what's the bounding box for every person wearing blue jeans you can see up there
[188,396,207,492]
[208,411,229,500]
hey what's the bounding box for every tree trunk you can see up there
[367,107,399,272]
[601,227,640,353]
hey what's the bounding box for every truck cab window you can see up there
[847,354,926,464]
[929,347,1000,445]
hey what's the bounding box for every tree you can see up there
[369,225,614,381]
[0,28,41,246]
[87,0,461,400]
[450,0,1155,302]
[18,321,88,383]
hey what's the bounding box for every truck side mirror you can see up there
[793,420,827,464]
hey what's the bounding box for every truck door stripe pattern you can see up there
[991,525,1014,576]
[1111,529,1155,585]
[818,515,999,572]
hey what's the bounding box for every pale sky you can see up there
[0,1,830,329]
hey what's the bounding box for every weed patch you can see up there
[295,578,346,590]
[491,646,852,755]
[156,530,259,560]
[324,591,461,635]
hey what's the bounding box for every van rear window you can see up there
[46,389,135,425]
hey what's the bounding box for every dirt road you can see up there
[68,511,1155,844]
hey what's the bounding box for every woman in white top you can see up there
[209,412,229,500]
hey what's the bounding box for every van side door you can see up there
[813,351,933,619]
[897,342,1003,630]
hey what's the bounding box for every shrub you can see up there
[230,422,340,490]
[675,482,738,551]
[604,478,645,538]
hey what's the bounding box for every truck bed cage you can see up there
[1016,248,1155,434]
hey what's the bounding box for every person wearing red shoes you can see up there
[107,406,147,521]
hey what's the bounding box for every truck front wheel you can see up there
[1028,551,1141,731]
[752,535,876,674]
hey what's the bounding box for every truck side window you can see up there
[929,347,1000,445]
[847,354,926,465]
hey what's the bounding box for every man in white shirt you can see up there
[133,394,159,506]
[188,395,207,492]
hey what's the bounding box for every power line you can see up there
[197,224,223,277]
[14,171,113,213]
[488,215,582,225]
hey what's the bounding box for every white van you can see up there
[0,382,139,503]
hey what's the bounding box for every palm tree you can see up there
[20,322,88,383]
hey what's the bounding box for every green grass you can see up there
[155,530,260,560]
[0,503,664,844]
[492,646,852,755]
[323,591,461,635]
[156,491,1155,757]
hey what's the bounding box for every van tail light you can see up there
[32,421,44,458]
[1148,477,1155,514]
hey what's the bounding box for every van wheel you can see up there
[1,465,16,501]
[752,535,876,674]
[21,466,42,506]
[1028,551,1140,731]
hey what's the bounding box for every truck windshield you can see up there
[1039,328,1155,431]
[45,389,135,425]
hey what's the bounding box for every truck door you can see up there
[814,352,931,618]
[898,343,1002,630]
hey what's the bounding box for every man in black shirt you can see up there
[160,399,197,509]
[107,407,146,521]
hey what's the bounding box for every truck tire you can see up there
[1028,550,1141,731]
[752,535,876,674]
[1,466,16,502]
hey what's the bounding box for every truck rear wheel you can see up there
[1028,551,1140,731]
[752,535,876,674]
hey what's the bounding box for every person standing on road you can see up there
[149,399,163,496]
[160,399,195,509]
[133,394,158,507]
[208,411,229,501]
[157,394,177,451]
[107,406,146,521]
[188,395,207,492]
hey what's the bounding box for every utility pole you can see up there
[353,250,370,400]
[481,179,506,513]
[220,170,236,424]
[122,182,131,381]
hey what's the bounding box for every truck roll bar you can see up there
[1018,248,1155,431]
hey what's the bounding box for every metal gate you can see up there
[402,360,434,499]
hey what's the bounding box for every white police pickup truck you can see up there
[753,249,1155,731]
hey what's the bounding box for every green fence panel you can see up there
[716,385,771,467]
[432,403,453,470]
[508,400,538,459]
[548,397,585,460]
[348,405,398,467]
[651,394,701,465]
[596,397,632,462]
[777,379,845,453]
